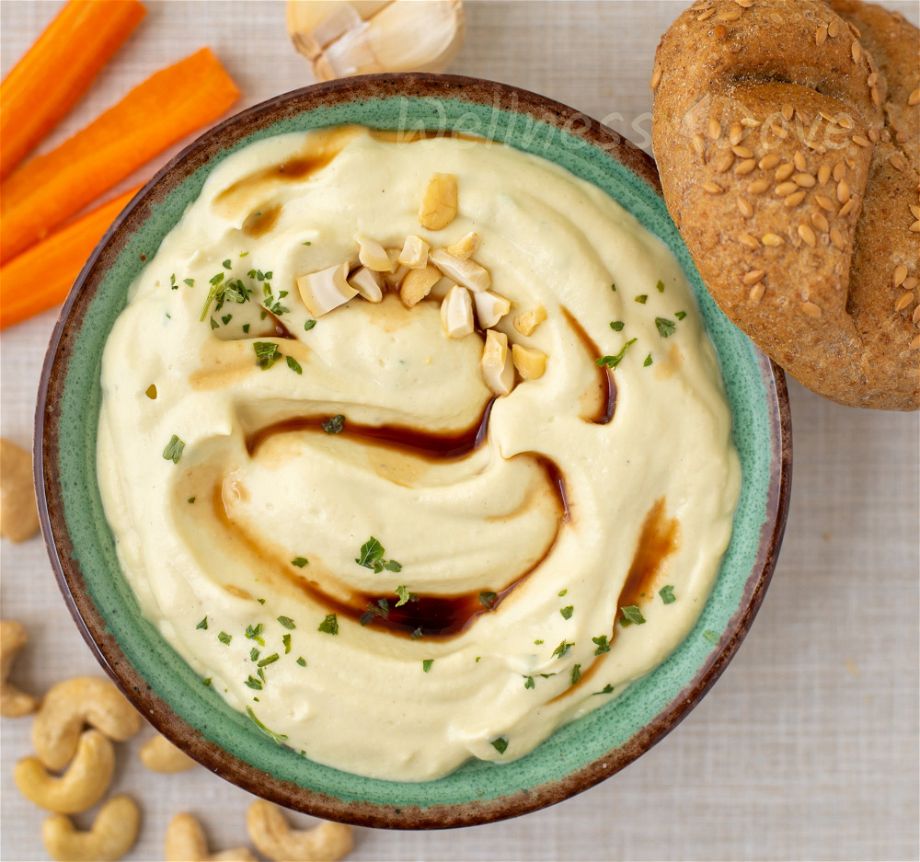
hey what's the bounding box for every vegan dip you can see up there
[98,126,741,781]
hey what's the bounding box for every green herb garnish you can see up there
[620,605,646,625]
[245,623,265,645]
[592,634,610,654]
[253,341,281,369]
[659,585,676,604]
[596,338,637,369]
[196,617,208,630]
[355,536,401,572]
[318,614,338,635]
[571,664,582,685]
[560,605,574,620]
[282,633,292,654]
[643,354,653,367]
[491,737,508,754]
[291,557,308,568]
[322,414,345,434]
[395,585,414,607]
[656,279,665,293]
[277,616,296,630]
[593,684,615,696]
[703,629,719,643]
[655,317,676,338]
[218,631,231,645]
[479,590,498,609]
[524,676,535,689]
[162,434,185,464]
[552,640,574,658]
[304,319,316,331]
[246,706,287,743]
[610,321,624,331]
[257,653,280,668]
[286,356,302,375]
[422,659,434,673]
[635,294,648,304]
[675,310,687,320]
[296,657,307,667]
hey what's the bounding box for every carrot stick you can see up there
[0,0,146,180]
[0,187,140,329]
[1,48,240,263]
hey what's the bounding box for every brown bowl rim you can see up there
[34,73,792,830]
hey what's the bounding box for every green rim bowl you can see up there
[35,74,792,829]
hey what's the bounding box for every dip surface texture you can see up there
[98,127,740,781]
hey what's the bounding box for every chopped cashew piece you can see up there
[397,234,430,269]
[473,290,511,329]
[347,266,384,303]
[0,438,39,542]
[440,285,474,338]
[513,305,547,336]
[481,330,515,396]
[1,619,38,716]
[429,276,455,301]
[429,248,490,292]
[139,733,196,773]
[33,677,141,771]
[15,729,115,814]
[419,172,458,230]
[356,235,393,272]
[165,812,256,862]
[296,262,357,317]
[446,230,480,259]
[247,800,353,862]
[383,249,408,288]
[512,344,548,380]
[43,794,140,862]
[399,264,441,307]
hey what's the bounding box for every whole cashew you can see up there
[139,733,196,773]
[42,794,140,862]
[33,677,141,769]
[0,438,39,542]
[165,812,257,861]
[15,729,115,813]
[247,801,353,862]
[1,619,39,716]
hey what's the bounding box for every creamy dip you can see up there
[98,127,740,781]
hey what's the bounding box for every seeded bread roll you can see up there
[651,0,919,410]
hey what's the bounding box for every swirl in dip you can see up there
[98,126,740,781]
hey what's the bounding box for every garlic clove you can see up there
[512,344,547,380]
[473,290,511,329]
[294,0,465,82]
[398,234,430,269]
[348,266,384,302]
[440,285,474,338]
[296,262,357,317]
[481,329,515,396]
[429,248,490,292]
[399,264,441,307]
[357,235,394,272]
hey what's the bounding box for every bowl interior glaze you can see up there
[36,75,790,829]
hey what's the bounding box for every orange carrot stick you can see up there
[0,187,140,329]
[0,0,146,180]
[1,48,240,262]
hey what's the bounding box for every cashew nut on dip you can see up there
[42,794,140,862]
[0,619,39,716]
[139,732,196,773]
[32,676,141,770]
[165,812,256,862]
[247,801,353,862]
[97,126,740,780]
[0,438,39,542]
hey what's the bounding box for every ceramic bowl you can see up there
[35,74,791,829]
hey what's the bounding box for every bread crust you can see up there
[652,0,919,410]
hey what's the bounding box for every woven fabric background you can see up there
[1,2,917,860]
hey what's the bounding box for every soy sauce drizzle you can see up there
[561,308,616,425]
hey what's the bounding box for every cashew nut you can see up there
[1,619,39,716]
[0,438,39,542]
[15,729,115,813]
[139,732,196,773]
[42,794,140,862]
[33,677,141,770]
[247,801,353,862]
[166,812,257,861]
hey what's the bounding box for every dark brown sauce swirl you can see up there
[561,308,616,424]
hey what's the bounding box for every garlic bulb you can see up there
[287,0,465,81]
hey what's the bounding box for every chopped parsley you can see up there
[277,616,296,630]
[169,273,177,290]
[571,664,582,685]
[596,338,637,368]
[560,605,574,620]
[593,684,615,696]
[703,629,720,643]
[620,605,646,625]
[162,435,185,464]
[610,320,625,331]
[479,591,498,610]
[558,588,568,597]
[222,258,232,269]
[394,585,414,607]
[187,496,196,504]
[534,639,544,645]
[643,354,653,367]
[675,310,687,320]
[524,676,535,689]
[249,647,260,661]
[291,557,309,568]
[245,623,265,645]
[610,281,617,292]
[592,634,610,654]
[282,633,292,654]
[322,414,345,434]
[285,356,303,375]
[656,279,666,293]
[257,653,280,668]
[183,277,195,288]
[221,314,232,325]
[304,319,317,331]
[246,706,287,743]
[552,640,574,658]
[410,627,423,639]
[659,585,676,604]
[242,323,251,333]
[195,616,208,630]
[254,341,281,370]
[422,659,434,673]
[491,737,508,755]
[655,317,676,338]
[635,294,648,304]
[202,677,212,687]
[296,657,307,667]
[217,631,231,645]
[359,599,390,626]
[355,536,401,572]
[318,614,338,635]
